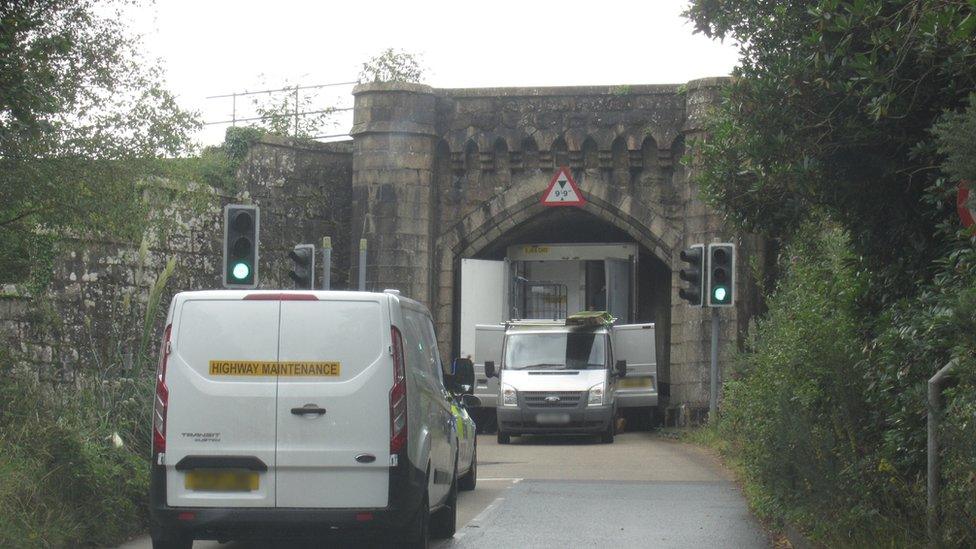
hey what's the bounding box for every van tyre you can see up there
[430,466,458,539]
[601,421,615,444]
[497,429,511,444]
[459,442,477,491]
[396,490,430,549]
[150,532,192,549]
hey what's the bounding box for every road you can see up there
[120,432,768,548]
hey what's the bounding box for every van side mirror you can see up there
[453,358,474,395]
[485,361,496,379]
[459,394,482,408]
[615,359,627,378]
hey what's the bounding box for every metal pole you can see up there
[321,237,332,290]
[294,87,299,138]
[709,306,719,421]
[928,359,958,545]
[232,93,237,127]
[358,238,367,291]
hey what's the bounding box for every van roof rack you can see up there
[565,311,616,327]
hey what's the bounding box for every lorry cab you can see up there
[149,290,469,549]
[485,314,626,444]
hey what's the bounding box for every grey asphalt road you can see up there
[119,432,769,549]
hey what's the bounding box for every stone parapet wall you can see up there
[0,136,355,381]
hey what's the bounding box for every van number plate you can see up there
[618,377,651,389]
[209,360,341,377]
[185,470,259,492]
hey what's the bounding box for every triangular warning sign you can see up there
[541,167,586,207]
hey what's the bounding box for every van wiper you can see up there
[520,363,564,370]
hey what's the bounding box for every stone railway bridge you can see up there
[344,79,766,414]
[0,78,768,420]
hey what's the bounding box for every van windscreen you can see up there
[503,332,607,371]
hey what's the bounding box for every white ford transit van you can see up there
[485,318,627,444]
[149,290,466,548]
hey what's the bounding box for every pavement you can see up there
[119,431,769,548]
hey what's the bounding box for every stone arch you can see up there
[492,137,510,186]
[581,137,599,172]
[611,135,629,187]
[550,137,569,169]
[521,136,539,172]
[430,175,683,356]
[641,134,659,181]
[463,140,479,171]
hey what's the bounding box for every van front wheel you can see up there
[497,430,511,444]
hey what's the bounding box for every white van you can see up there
[485,319,627,444]
[149,290,468,548]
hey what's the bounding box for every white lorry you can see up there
[478,314,657,443]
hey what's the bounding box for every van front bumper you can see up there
[496,404,613,435]
[149,458,425,542]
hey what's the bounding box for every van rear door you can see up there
[275,296,391,508]
[613,323,657,396]
[165,296,279,508]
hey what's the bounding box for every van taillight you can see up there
[389,326,407,454]
[152,324,172,455]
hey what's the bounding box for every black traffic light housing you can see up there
[288,244,315,289]
[707,243,735,307]
[223,204,259,288]
[678,244,704,307]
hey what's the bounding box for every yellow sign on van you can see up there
[209,360,341,377]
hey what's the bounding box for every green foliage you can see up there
[718,222,976,546]
[932,93,976,182]
[359,48,426,83]
[248,82,337,139]
[0,373,153,547]
[0,0,199,286]
[685,0,976,299]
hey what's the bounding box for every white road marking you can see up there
[468,497,505,525]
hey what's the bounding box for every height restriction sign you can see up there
[541,167,585,207]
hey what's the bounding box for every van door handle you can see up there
[291,405,327,416]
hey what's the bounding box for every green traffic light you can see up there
[232,262,251,280]
[713,286,727,302]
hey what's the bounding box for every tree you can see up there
[0,0,198,288]
[684,0,976,300]
[248,81,337,139]
[359,48,426,83]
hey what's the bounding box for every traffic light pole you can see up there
[710,306,719,422]
[321,236,332,290]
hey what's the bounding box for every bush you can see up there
[0,372,153,548]
[719,221,976,546]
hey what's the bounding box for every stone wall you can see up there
[0,135,354,381]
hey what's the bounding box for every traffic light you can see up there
[678,244,705,307]
[223,204,259,288]
[288,244,315,289]
[707,243,735,307]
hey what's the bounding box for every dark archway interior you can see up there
[454,207,672,392]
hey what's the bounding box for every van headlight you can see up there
[587,383,605,407]
[501,383,518,407]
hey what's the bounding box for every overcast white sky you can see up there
[128,0,740,147]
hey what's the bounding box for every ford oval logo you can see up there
[544,395,561,403]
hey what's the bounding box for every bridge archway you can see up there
[432,175,682,395]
